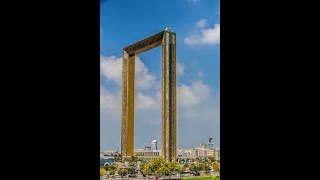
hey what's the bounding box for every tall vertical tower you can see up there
[207,137,214,149]
[162,29,177,161]
[151,140,157,150]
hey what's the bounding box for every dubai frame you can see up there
[121,28,177,161]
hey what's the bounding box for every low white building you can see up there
[134,149,162,160]
[177,146,220,160]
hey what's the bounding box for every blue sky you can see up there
[100,0,220,151]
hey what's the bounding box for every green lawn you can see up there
[182,176,220,180]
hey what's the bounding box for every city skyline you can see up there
[100,0,220,150]
[101,137,219,151]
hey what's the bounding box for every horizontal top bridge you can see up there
[123,29,175,56]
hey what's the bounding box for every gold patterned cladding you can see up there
[161,32,167,161]
[121,29,177,161]
[165,31,170,161]
[171,33,177,161]
[126,54,135,156]
[121,51,128,157]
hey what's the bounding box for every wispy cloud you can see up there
[178,80,210,108]
[177,63,185,76]
[100,55,157,90]
[184,23,220,45]
[196,19,208,28]
[100,55,216,119]
[100,54,220,149]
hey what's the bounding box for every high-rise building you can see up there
[207,137,214,149]
[151,140,157,150]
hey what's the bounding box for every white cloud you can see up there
[101,79,214,121]
[100,55,122,84]
[100,55,157,90]
[100,57,220,148]
[100,86,121,111]
[100,55,212,111]
[100,86,158,118]
[135,57,157,90]
[100,55,218,130]
[177,63,185,76]
[184,24,220,45]
[136,92,157,110]
[178,80,210,108]
[196,19,208,28]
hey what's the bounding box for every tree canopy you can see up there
[212,162,220,172]
[118,168,128,180]
[141,158,182,179]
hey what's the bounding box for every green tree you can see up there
[168,161,183,175]
[141,158,167,179]
[118,168,128,180]
[127,167,136,175]
[141,158,183,179]
[189,163,204,173]
[198,158,213,174]
[204,163,211,174]
[109,170,115,175]
[199,163,205,171]
[108,163,117,171]
[139,162,147,176]
[189,164,196,172]
[207,156,216,162]
[190,158,197,163]
[156,166,170,178]
[212,162,220,173]
[123,156,140,169]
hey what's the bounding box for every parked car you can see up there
[194,172,200,176]
[180,171,191,177]
[128,174,137,178]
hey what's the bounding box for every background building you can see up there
[213,148,220,161]
[176,141,220,161]
[134,148,162,161]
[207,137,214,149]
[151,140,157,150]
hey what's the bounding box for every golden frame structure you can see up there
[121,29,177,161]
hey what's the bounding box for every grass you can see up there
[182,176,220,180]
